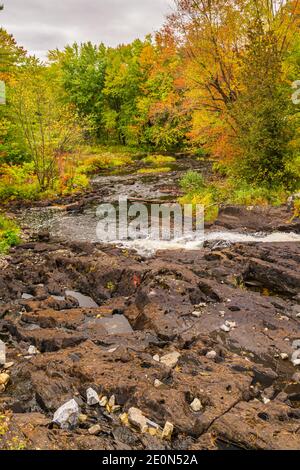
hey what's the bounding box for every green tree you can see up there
[10,60,87,190]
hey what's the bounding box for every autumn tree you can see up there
[10,60,86,190]
[169,0,300,185]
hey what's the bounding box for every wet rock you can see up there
[160,352,180,368]
[53,399,80,430]
[86,387,100,406]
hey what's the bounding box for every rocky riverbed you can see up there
[0,203,300,450]
[1,157,300,450]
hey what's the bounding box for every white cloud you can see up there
[1,0,172,58]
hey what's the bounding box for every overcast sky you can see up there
[1,0,172,59]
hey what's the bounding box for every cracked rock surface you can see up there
[0,206,300,450]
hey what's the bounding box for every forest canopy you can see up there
[0,0,300,200]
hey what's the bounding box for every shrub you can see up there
[179,171,205,193]
[142,155,176,166]
[0,215,20,253]
[137,167,171,174]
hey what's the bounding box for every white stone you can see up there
[0,340,6,365]
[262,397,270,404]
[225,320,236,329]
[153,354,160,362]
[53,399,80,430]
[221,324,231,333]
[154,379,163,388]
[292,340,300,350]
[206,351,217,360]
[28,345,38,355]
[86,387,99,406]
[190,398,202,412]
[128,407,148,433]
[99,396,108,407]
[192,311,201,318]
[160,352,180,368]
[280,353,289,360]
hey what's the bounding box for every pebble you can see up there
[0,373,10,387]
[128,407,148,433]
[111,405,121,413]
[160,352,181,368]
[78,414,88,423]
[162,421,174,440]
[28,345,38,355]
[86,387,100,406]
[190,398,202,412]
[192,311,201,318]
[221,324,231,333]
[292,340,300,350]
[53,399,80,430]
[280,353,289,360]
[153,354,160,362]
[3,362,14,370]
[206,351,217,360]
[296,313,300,318]
[225,320,236,329]
[154,379,163,388]
[0,340,6,365]
[262,397,271,405]
[292,372,300,383]
[88,424,101,435]
[108,395,116,408]
[291,350,300,366]
[99,396,108,407]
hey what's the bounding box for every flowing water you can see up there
[18,157,300,256]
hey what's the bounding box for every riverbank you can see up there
[0,201,300,449]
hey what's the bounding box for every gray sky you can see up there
[1,0,172,59]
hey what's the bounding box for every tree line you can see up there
[0,0,300,196]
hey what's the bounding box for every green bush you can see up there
[0,215,20,253]
[179,171,205,193]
